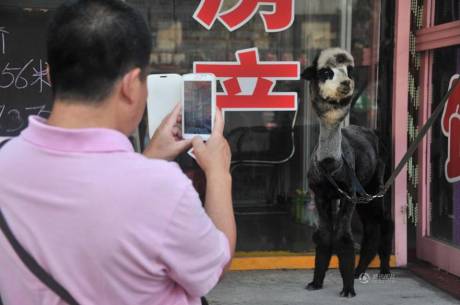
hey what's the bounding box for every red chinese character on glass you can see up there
[442,74,460,182]
[194,47,299,111]
[193,0,294,32]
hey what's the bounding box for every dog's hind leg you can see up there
[378,216,393,277]
[354,212,381,278]
[335,199,356,297]
[373,159,393,277]
[306,197,333,291]
[355,159,386,278]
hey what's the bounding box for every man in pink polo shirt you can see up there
[0,0,235,304]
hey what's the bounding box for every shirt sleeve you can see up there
[160,183,231,297]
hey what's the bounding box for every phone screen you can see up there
[184,81,212,135]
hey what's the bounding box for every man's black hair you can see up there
[47,0,152,102]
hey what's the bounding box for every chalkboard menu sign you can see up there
[0,7,52,137]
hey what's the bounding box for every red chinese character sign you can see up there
[194,48,299,112]
[193,0,295,32]
[442,74,460,182]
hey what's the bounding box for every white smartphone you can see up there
[182,73,216,140]
[146,74,183,137]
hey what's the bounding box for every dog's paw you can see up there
[305,281,323,290]
[340,287,356,298]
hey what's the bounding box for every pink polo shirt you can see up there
[0,116,230,305]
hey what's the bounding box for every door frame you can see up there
[392,0,411,267]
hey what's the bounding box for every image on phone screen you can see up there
[184,81,212,135]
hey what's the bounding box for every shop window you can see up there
[139,0,393,253]
[435,0,460,25]
[0,0,393,254]
[430,45,460,247]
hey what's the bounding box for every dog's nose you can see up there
[341,80,351,87]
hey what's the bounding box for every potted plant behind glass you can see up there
[292,189,318,226]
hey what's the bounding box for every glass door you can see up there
[416,0,460,277]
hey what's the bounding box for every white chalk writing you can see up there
[0,27,52,136]
[0,59,50,92]
[0,27,8,55]
[6,108,22,132]
[30,60,50,93]
[0,104,50,134]
[25,105,50,118]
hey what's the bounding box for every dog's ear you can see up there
[301,66,316,81]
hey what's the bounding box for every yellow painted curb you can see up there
[230,254,397,271]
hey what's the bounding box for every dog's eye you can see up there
[347,66,354,78]
[318,68,334,80]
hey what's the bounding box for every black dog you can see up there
[301,48,393,297]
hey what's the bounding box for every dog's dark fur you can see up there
[302,48,393,297]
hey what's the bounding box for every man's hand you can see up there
[191,109,231,177]
[193,109,236,266]
[143,104,192,161]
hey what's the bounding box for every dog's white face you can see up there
[316,48,355,101]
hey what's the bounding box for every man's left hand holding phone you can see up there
[143,103,192,160]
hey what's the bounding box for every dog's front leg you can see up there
[306,196,333,291]
[335,199,356,297]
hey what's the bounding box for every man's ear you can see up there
[301,66,316,81]
[121,68,143,105]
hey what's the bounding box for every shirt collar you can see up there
[21,116,134,153]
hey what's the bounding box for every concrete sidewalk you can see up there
[207,269,460,305]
